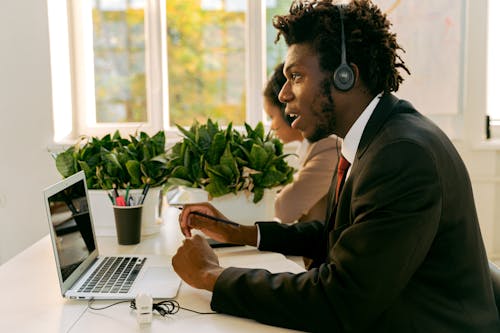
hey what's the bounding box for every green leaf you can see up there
[206,132,226,165]
[225,123,233,141]
[249,144,268,170]
[189,155,204,182]
[170,165,190,179]
[183,148,191,169]
[197,125,212,152]
[263,141,275,155]
[204,164,227,179]
[112,130,121,141]
[77,160,92,178]
[254,122,265,140]
[151,131,165,155]
[220,144,239,181]
[272,137,284,156]
[205,173,231,197]
[253,187,264,203]
[260,165,286,188]
[55,150,77,177]
[176,124,197,146]
[126,160,142,187]
[244,123,253,138]
[235,156,249,166]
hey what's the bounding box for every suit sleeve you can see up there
[211,141,442,332]
[274,141,338,223]
[256,220,326,259]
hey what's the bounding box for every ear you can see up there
[349,62,359,87]
[349,63,360,88]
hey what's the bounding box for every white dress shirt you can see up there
[340,93,383,179]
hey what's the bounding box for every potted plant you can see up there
[52,130,169,235]
[164,120,295,224]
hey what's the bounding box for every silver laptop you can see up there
[42,171,181,300]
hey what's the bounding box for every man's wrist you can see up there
[203,267,225,291]
[237,225,258,247]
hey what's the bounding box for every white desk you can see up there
[0,207,305,333]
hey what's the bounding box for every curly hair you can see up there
[263,62,287,116]
[272,0,410,94]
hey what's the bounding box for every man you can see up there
[172,1,500,332]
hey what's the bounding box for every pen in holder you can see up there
[108,184,151,244]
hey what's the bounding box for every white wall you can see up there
[0,0,499,264]
[0,0,61,264]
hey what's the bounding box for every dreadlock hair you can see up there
[263,62,287,117]
[272,0,410,94]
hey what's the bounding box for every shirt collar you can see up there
[341,93,383,164]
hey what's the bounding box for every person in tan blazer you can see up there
[264,62,339,224]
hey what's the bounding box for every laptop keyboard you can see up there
[78,256,146,294]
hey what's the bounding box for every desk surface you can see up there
[0,207,305,333]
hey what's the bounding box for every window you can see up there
[52,0,293,141]
[68,0,164,138]
[487,0,500,139]
[265,0,289,76]
[52,1,473,142]
[166,0,247,127]
[91,0,147,124]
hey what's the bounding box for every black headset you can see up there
[333,5,355,91]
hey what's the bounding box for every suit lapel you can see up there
[356,93,400,160]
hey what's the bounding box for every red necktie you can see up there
[335,155,351,202]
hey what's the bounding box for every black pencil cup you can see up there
[113,205,143,245]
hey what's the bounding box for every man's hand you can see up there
[178,203,258,246]
[179,203,231,241]
[171,234,224,291]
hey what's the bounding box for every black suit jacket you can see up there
[211,94,500,332]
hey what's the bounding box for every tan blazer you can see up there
[274,136,339,224]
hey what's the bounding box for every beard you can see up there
[306,79,337,143]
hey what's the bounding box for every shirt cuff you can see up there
[256,223,261,248]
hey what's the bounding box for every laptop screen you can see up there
[47,178,96,282]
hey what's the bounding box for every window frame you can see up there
[487,0,500,140]
[68,0,164,138]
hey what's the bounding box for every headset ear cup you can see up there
[333,63,355,91]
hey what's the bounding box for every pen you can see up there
[139,183,150,205]
[112,183,119,198]
[189,210,240,227]
[124,183,130,206]
[107,192,116,205]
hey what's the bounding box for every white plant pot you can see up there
[166,186,278,225]
[88,187,163,236]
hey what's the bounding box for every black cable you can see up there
[87,298,216,317]
[178,305,216,315]
[88,298,130,310]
